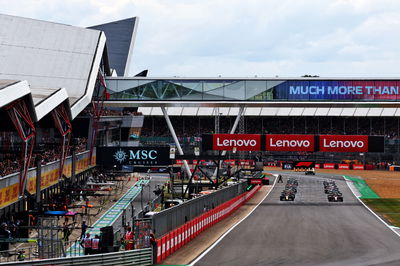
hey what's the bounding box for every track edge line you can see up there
[188,174,279,266]
[343,175,400,238]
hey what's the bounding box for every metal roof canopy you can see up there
[0,80,31,109]
[89,17,139,77]
[0,13,107,119]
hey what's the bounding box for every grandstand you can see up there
[102,78,400,165]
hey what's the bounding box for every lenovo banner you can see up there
[206,134,262,151]
[96,147,171,166]
[323,163,336,169]
[319,135,369,152]
[202,134,384,152]
[353,164,365,170]
[266,134,315,152]
[338,164,350,170]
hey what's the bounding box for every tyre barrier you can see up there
[156,185,262,263]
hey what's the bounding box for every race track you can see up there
[193,174,400,266]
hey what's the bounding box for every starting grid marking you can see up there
[66,179,149,256]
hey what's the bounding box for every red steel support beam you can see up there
[51,104,72,178]
[5,99,36,195]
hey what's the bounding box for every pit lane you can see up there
[192,173,400,266]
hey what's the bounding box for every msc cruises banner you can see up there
[202,134,384,153]
[96,147,171,166]
[273,80,400,100]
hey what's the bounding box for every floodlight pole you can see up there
[161,106,192,178]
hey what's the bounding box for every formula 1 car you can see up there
[285,184,297,193]
[280,190,295,201]
[287,178,298,186]
[328,192,343,202]
[305,168,315,175]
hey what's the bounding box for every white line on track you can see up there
[343,175,400,238]
[188,174,278,266]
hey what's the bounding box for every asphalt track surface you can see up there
[193,173,400,266]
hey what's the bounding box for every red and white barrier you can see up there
[156,185,262,263]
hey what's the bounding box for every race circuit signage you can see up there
[206,134,262,151]
[96,147,171,166]
[319,135,384,152]
[319,135,369,152]
[273,80,400,101]
[202,134,384,153]
[266,134,315,152]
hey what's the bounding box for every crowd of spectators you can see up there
[0,155,19,177]
[0,138,88,177]
[141,116,400,139]
[80,107,143,117]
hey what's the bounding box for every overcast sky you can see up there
[3,0,400,78]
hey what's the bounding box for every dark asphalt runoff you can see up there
[193,173,400,266]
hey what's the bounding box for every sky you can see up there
[2,0,400,78]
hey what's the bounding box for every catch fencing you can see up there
[152,181,247,237]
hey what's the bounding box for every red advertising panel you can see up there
[323,163,335,169]
[353,164,365,170]
[266,134,315,152]
[338,164,350,170]
[319,135,369,152]
[250,179,262,184]
[212,134,261,151]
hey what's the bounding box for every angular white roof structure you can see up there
[89,17,138,77]
[0,13,108,119]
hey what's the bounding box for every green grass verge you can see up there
[343,176,400,227]
[343,175,380,199]
[363,199,400,227]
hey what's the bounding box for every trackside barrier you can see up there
[156,185,262,263]
[1,248,152,266]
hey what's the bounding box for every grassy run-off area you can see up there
[343,175,400,228]
[362,199,400,228]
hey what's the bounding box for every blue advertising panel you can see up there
[272,80,400,101]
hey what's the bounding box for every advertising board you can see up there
[353,164,365,170]
[207,134,262,151]
[282,162,294,170]
[338,164,350,170]
[274,80,400,101]
[319,135,369,153]
[250,179,263,184]
[96,147,171,166]
[266,134,315,152]
[202,134,384,153]
[293,161,315,169]
[323,163,336,169]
